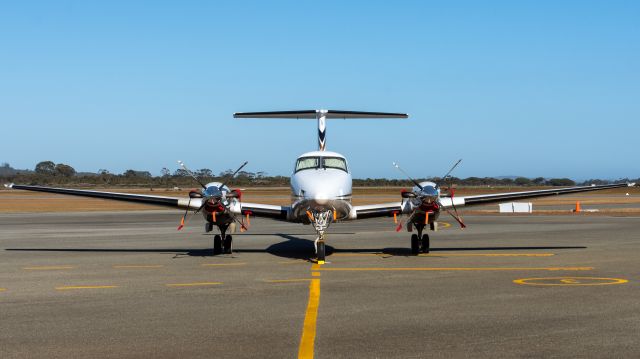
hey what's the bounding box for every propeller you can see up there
[392,160,466,229]
[176,160,249,231]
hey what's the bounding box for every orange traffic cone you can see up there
[573,201,581,213]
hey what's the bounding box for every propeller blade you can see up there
[441,205,466,229]
[436,159,462,189]
[219,161,249,190]
[178,160,207,189]
[393,162,423,190]
[177,197,192,230]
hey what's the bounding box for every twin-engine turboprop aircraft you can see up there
[6,109,634,263]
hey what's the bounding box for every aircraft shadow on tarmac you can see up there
[5,231,587,260]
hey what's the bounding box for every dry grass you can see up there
[0,186,638,214]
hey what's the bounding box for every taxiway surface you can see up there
[1,211,638,358]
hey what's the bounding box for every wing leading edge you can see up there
[459,183,632,206]
[6,184,290,220]
[8,184,182,208]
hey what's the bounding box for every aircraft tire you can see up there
[421,234,430,253]
[213,235,222,255]
[317,241,326,262]
[411,234,420,255]
[223,235,233,254]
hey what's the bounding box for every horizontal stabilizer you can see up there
[234,110,408,119]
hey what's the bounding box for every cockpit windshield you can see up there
[295,156,348,173]
[322,157,347,171]
[295,157,319,172]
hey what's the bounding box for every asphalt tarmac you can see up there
[0,211,638,358]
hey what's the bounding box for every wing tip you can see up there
[3,183,14,189]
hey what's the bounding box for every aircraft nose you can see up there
[298,171,351,205]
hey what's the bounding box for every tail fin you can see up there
[234,109,407,151]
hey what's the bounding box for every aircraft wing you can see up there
[239,202,289,221]
[353,202,403,219]
[454,183,633,207]
[351,182,634,218]
[4,184,199,209]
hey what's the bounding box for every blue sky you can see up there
[1,1,638,180]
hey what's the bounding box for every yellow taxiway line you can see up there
[298,278,321,359]
[0,288,6,292]
[514,277,628,286]
[23,266,75,270]
[165,282,222,287]
[316,266,593,272]
[56,285,118,290]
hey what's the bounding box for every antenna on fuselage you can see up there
[234,109,408,151]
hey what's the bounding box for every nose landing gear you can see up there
[309,210,333,263]
[212,224,233,255]
[410,223,430,255]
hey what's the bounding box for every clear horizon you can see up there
[1,1,638,180]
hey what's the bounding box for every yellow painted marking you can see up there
[201,263,247,267]
[438,222,452,229]
[316,267,593,272]
[266,279,312,283]
[514,277,628,286]
[561,278,579,284]
[56,285,118,290]
[317,260,325,265]
[311,263,321,271]
[24,266,75,270]
[0,288,6,292]
[298,278,321,359]
[113,265,164,269]
[166,282,222,287]
[311,272,321,277]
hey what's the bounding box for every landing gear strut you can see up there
[310,210,332,263]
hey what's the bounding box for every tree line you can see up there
[0,161,636,188]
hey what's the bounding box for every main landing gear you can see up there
[212,224,233,255]
[410,224,430,255]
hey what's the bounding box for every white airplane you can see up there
[5,109,634,263]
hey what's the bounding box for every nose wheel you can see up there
[316,240,326,263]
[309,210,332,263]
